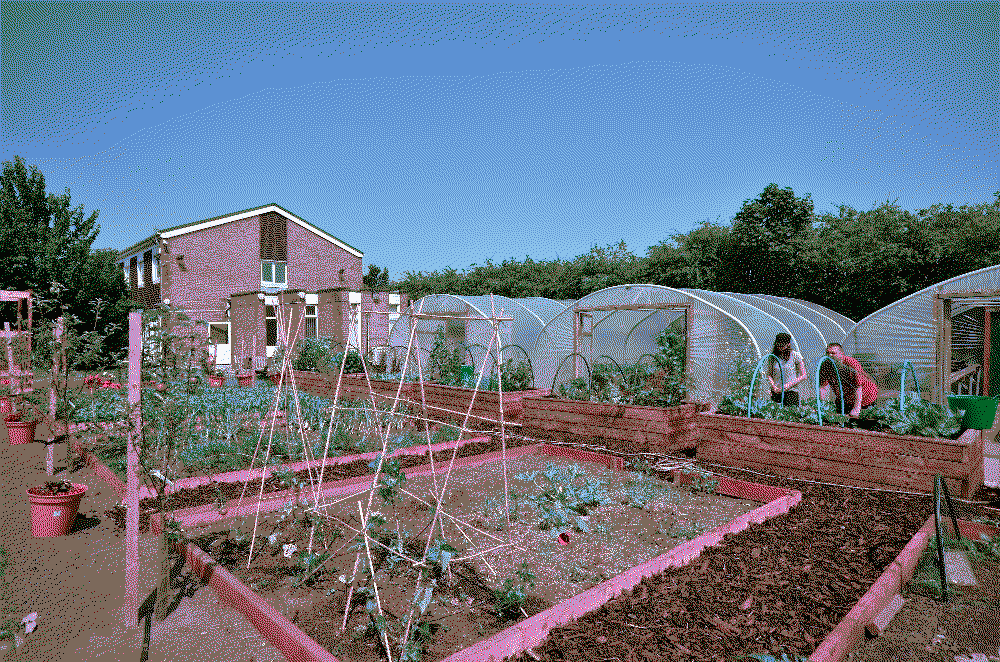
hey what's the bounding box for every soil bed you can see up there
[504,461,963,662]
[140,434,533,516]
[190,451,760,662]
[848,541,1000,662]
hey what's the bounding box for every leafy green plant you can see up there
[492,562,536,621]
[680,467,719,494]
[557,328,688,407]
[516,463,611,537]
[428,329,465,387]
[858,397,963,438]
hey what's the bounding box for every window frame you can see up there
[304,304,318,339]
[261,260,288,288]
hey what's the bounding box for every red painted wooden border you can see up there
[810,516,998,662]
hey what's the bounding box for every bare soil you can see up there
[847,544,1000,662]
[191,451,759,662]
[503,461,998,662]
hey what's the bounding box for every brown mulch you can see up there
[139,432,529,513]
[507,461,988,662]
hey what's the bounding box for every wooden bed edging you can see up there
[697,412,983,497]
[153,442,540,533]
[522,397,707,453]
[810,516,997,662]
[438,483,802,662]
[175,539,340,662]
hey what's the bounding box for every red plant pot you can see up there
[6,420,36,445]
[208,375,225,388]
[26,483,88,537]
[269,374,282,386]
[0,397,11,416]
[237,373,253,387]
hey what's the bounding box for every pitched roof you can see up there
[118,203,363,259]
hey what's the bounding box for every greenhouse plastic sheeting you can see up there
[531,284,854,402]
[844,264,1000,399]
[387,294,572,381]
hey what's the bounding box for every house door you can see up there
[210,322,231,365]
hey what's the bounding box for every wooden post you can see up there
[984,308,992,396]
[942,297,952,405]
[125,311,142,627]
[46,318,64,475]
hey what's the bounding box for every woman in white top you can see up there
[766,332,807,406]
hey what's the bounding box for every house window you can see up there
[261,261,287,288]
[265,305,278,347]
[388,302,400,321]
[137,256,145,288]
[151,250,160,284]
[304,305,318,339]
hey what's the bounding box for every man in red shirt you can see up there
[819,343,879,415]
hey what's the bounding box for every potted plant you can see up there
[25,480,88,537]
[4,395,42,446]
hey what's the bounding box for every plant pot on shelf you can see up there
[207,374,225,388]
[6,419,36,445]
[236,373,253,387]
[26,482,88,537]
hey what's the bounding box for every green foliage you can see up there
[858,397,963,438]
[0,156,130,357]
[516,463,611,537]
[389,187,1000,323]
[558,328,687,407]
[363,264,390,291]
[427,329,465,386]
[492,562,536,621]
[679,467,719,494]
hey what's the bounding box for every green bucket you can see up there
[949,395,999,430]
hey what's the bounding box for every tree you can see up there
[0,155,129,365]
[363,263,390,291]
[716,184,816,295]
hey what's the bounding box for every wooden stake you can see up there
[341,553,361,632]
[125,311,142,627]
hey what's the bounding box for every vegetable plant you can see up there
[515,463,611,538]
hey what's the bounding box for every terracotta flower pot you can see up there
[0,397,11,416]
[237,373,253,387]
[208,375,225,388]
[6,420,36,445]
[27,483,88,537]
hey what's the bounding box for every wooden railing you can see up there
[950,363,983,395]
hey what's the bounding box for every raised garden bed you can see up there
[181,447,794,662]
[697,412,984,497]
[500,462,972,662]
[292,370,414,406]
[522,394,707,454]
[292,369,550,428]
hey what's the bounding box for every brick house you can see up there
[118,203,406,371]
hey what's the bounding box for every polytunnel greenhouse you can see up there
[528,285,855,403]
[386,294,573,383]
[843,263,1000,403]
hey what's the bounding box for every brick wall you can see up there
[288,221,362,292]
[163,215,259,323]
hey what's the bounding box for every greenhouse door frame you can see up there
[934,289,1000,405]
[572,303,691,379]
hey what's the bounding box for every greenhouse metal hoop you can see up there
[551,352,592,393]
[814,355,847,425]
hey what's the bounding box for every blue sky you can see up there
[3,2,996,279]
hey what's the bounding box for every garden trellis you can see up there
[530,284,853,403]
